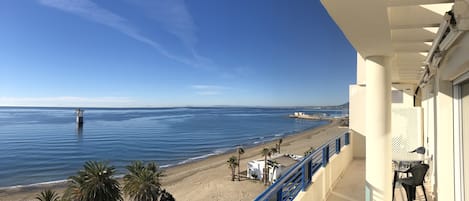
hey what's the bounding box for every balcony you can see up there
[254,132,352,201]
[326,159,433,201]
[255,132,433,201]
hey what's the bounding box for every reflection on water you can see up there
[76,124,83,136]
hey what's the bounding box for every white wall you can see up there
[352,130,366,158]
[357,53,366,85]
[434,74,455,200]
[421,82,437,190]
[349,84,366,135]
[294,142,354,201]
[391,84,416,107]
[391,107,423,153]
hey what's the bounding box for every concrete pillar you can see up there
[364,56,392,201]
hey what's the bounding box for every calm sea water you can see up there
[0,107,344,188]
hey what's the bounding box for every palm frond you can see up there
[124,160,165,201]
[35,189,60,201]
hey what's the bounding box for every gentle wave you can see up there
[224,113,274,117]
[0,107,338,187]
[0,179,69,190]
[177,148,233,165]
[0,126,316,189]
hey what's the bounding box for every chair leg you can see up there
[421,185,428,201]
[402,184,413,201]
[393,171,398,201]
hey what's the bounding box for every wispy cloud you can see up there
[130,0,197,47]
[37,0,210,68]
[0,96,138,107]
[126,0,213,68]
[191,85,228,95]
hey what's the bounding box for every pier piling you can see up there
[76,108,84,126]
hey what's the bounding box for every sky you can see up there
[0,0,355,107]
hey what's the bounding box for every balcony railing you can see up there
[254,132,350,201]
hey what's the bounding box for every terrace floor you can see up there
[326,159,433,201]
[326,159,365,201]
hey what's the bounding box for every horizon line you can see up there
[0,104,348,109]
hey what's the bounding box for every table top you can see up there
[392,152,426,173]
[392,152,425,162]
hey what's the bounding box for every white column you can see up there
[365,56,392,201]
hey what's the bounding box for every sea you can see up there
[0,107,346,188]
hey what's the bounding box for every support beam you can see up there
[365,56,392,201]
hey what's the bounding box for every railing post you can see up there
[301,163,306,191]
[345,132,350,145]
[306,159,312,185]
[322,145,329,167]
[276,186,283,201]
[335,138,341,153]
[254,134,351,201]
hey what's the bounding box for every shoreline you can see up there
[0,120,331,189]
[0,119,347,201]
[162,119,334,185]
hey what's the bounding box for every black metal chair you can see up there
[398,163,429,201]
[409,146,426,154]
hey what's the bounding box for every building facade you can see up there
[321,0,469,200]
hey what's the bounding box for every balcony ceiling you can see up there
[321,0,454,84]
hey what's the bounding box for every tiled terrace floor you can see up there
[326,159,433,201]
[326,159,365,201]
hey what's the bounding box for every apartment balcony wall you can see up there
[356,53,366,85]
[293,132,362,201]
[349,84,366,135]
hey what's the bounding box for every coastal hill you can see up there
[296,102,349,110]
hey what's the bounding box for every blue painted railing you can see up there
[254,132,350,201]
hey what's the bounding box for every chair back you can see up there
[409,163,429,185]
[409,146,426,154]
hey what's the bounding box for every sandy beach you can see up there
[0,119,348,201]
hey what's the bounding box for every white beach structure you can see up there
[248,154,303,183]
[256,1,469,201]
[247,160,284,183]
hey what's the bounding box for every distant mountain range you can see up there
[328,102,349,110]
[301,102,349,110]
[0,102,350,110]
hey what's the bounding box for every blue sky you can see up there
[0,0,355,107]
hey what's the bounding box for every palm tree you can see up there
[277,138,283,154]
[270,147,278,157]
[261,147,271,184]
[237,146,245,181]
[64,172,84,201]
[123,160,165,201]
[35,189,60,201]
[159,189,175,201]
[64,161,122,201]
[227,156,238,181]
